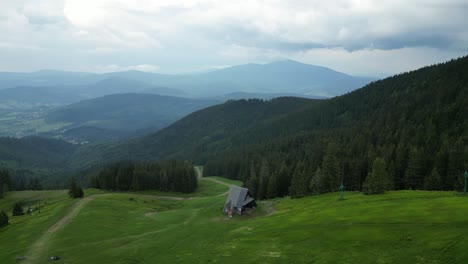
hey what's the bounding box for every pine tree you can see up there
[363,158,388,195]
[424,167,441,191]
[448,138,465,191]
[245,162,259,199]
[289,161,310,198]
[266,171,279,199]
[0,169,11,199]
[404,147,425,189]
[321,145,341,193]
[277,161,290,197]
[12,202,24,216]
[309,166,322,194]
[0,210,8,227]
[68,177,84,199]
[257,158,269,199]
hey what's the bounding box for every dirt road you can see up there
[23,177,229,263]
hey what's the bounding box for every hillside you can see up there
[67,97,317,168]
[1,181,467,263]
[0,137,78,189]
[0,57,466,190]
[0,78,185,110]
[73,56,468,195]
[197,60,373,96]
[43,93,218,142]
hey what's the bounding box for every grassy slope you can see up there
[1,180,467,263]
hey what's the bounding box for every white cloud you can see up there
[0,0,467,75]
[90,64,160,73]
[291,47,467,77]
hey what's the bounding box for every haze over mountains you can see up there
[0,60,374,142]
[0,56,465,186]
[0,60,373,99]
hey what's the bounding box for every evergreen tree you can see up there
[363,158,388,195]
[257,158,270,199]
[404,147,425,189]
[68,177,84,199]
[245,162,259,199]
[321,145,341,193]
[0,169,11,199]
[448,138,466,191]
[266,171,279,199]
[289,161,310,198]
[12,202,24,216]
[0,210,8,227]
[277,161,290,197]
[424,167,441,191]
[309,166,322,194]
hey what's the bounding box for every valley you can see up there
[1,2,467,263]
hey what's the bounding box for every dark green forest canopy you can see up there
[0,56,466,193]
[203,56,467,198]
[91,160,197,193]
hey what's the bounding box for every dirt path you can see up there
[23,178,228,263]
[23,195,98,264]
[23,193,189,263]
[199,177,231,187]
[194,166,203,178]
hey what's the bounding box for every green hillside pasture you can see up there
[0,190,73,262]
[128,176,242,198]
[0,189,110,262]
[38,191,468,263]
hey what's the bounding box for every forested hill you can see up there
[107,56,466,162]
[203,56,467,198]
[0,56,466,193]
[67,97,316,168]
[0,137,78,188]
[112,56,467,198]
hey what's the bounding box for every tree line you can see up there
[91,160,197,193]
[205,134,465,200]
[0,169,11,199]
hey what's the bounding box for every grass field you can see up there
[1,178,467,263]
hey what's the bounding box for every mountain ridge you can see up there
[0,60,375,97]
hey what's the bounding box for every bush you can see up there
[0,210,8,227]
[68,177,84,198]
[12,202,24,216]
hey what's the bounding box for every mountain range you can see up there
[0,60,374,100]
[0,60,373,141]
[1,56,465,190]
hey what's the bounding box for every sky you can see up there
[0,0,467,77]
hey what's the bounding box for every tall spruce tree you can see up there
[12,202,24,216]
[424,167,441,191]
[404,147,425,189]
[363,158,388,195]
[266,171,279,199]
[289,161,310,198]
[309,166,322,194]
[257,158,270,199]
[0,169,11,199]
[245,162,259,199]
[68,177,84,198]
[321,145,341,193]
[0,210,8,227]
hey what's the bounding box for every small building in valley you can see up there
[223,185,256,216]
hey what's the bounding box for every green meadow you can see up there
[1,177,467,263]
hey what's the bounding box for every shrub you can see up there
[12,202,24,216]
[0,210,8,227]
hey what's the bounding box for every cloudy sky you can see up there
[1,0,467,77]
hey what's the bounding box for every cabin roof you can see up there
[224,185,255,211]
